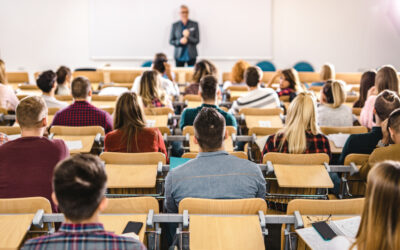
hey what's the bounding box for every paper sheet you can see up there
[258,120,271,128]
[146,120,156,128]
[330,216,361,238]
[65,140,83,150]
[327,133,350,148]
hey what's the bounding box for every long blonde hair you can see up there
[322,80,346,108]
[139,70,167,107]
[320,63,335,81]
[0,59,7,84]
[276,92,320,153]
[352,161,400,250]
[230,60,250,83]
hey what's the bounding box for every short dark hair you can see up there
[36,70,56,93]
[200,75,218,101]
[153,53,168,74]
[53,154,107,221]
[375,90,400,121]
[56,66,71,84]
[194,107,225,151]
[245,66,262,87]
[71,77,91,99]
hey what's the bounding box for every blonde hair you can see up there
[320,63,335,81]
[16,96,47,129]
[352,161,400,250]
[276,92,320,153]
[0,59,7,84]
[230,60,251,83]
[322,80,346,108]
[139,70,167,107]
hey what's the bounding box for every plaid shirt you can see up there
[262,132,331,158]
[277,87,295,97]
[22,223,146,250]
[0,133,8,145]
[51,101,113,133]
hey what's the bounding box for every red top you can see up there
[0,137,69,212]
[104,128,167,157]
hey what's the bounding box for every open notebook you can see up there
[327,133,351,148]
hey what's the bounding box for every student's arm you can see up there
[164,173,178,213]
[228,101,239,115]
[186,22,200,45]
[179,109,188,130]
[169,23,181,47]
[359,152,376,180]
[266,70,281,88]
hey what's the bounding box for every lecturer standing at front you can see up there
[170,5,199,67]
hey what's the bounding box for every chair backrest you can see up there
[47,107,60,115]
[0,107,7,115]
[109,70,142,83]
[178,198,267,214]
[256,61,276,72]
[182,151,248,160]
[222,72,231,82]
[103,197,159,214]
[144,107,174,115]
[183,94,201,102]
[239,108,282,116]
[55,95,73,102]
[91,95,118,102]
[335,72,363,85]
[50,126,105,136]
[346,95,358,103]
[100,152,166,165]
[352,108,362,116]
[72,71,104,83]
[320,126,368,135]
[182,125,236,136]
[5,72,29,83]
[141,60,153,67]
[279,95,290,102]
[226,85,248,92]
[263,152,329,165]
[18,84,39,90]
[0,126,21,135]
[298,72,320,83]
[0,197,52,213]
[344,154,370,165]
[248,127,280,136]
[287,198,364,215]
[293,61,314,72]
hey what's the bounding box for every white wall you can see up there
[0,0,399,82]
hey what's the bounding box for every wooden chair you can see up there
[73,71,104,83]
[100,152,166,196]
[352,107,362,116]
[263,152,329,165]
[239,108,283,129]
[346,95,358,103]
[226,85,248,101]
[335,72,362,85]
[179,198,267,214]
[182,126,236,152]
[181,151,248,160]
[5,72,29,84]
[0,126,21,135]
[144,107,173,132]
[222,72,231,82]
[344,154,370,197]
[0,197,52,214]
[55,95,73,102]
[47,107,60,124]
[91,95,117,109]
[320,126,367,135]
[298,72,320,83]
[185,72,194,83]
[109,70,142,83]
[183,94,201,108]
[103,197,159,213]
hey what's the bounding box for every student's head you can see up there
[52,154,107,222]
[387,108,400,144]
[36,70,57,94]
[375,65,399,94]
[0,59,7,84]
[374,90,400,123]
[278,92,319,154]
[56,66,72,85]
[354,161,400,250]
[320,80,346,108]
[320,63,335,81]
[194,107,226,152]
[16,96,47,130]
[280,68,301,92]
[357,70,376,107]
[180,5,189,21]
[71,77,92,100]
[199,75,218,102]
[244,66,262,88]
[231,60,251,84]
[139,70,165,107]
[114,92,146,151]
[153,53,168,74]
[192,60,217,83]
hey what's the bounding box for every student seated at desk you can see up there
[0,132,7,145]
[51,77,113,133]
[328,161,400,250]
[229,66,280,115]
[22,154,145,250]
[55,66,72,96]
[180,75,237,130]
[310,63,335,87]
[139,70,173,109]
[222,60,250,91]
[359,108,400,180]
[265,68,303,102]
[165,107,266,213]
[353,70,376,108]
[105,92,167,156]
[339,90,400,164]
[0,59,19,111]
[37,70,68,109]
[0,96,69,212]
[132,53,179,97]
[317,80,353,127]
[184,59,217,95]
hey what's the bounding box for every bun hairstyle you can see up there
[56,66,71,84]
[386,108,400,144]
[322,80,346,108]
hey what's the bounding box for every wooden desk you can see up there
[186,101,202,109]
[189,136,234,152]
[146,115,168,127]
[105,164,158,188]
[0,214,35,249]
[16,90,42,96]
[301,215,353,228]
[99,214,147,242]
[54,135,95,154]
[245,116,283,128]
[189,215,264,250]
[91,101,116,109]
[274,164,334,188]
[329,140,343,154]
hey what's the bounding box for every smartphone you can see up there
[122,221,143,235]
[312,221,337,241]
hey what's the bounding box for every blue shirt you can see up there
[178,21,190,62]
[164,151,266,213]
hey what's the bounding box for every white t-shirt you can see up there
[317,104,353,127]
[132,74,179,97]
[42,95,68,109]
[229,87,280,115]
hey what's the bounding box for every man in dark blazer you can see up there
[169,5,200,67]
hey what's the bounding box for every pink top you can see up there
[360,95,377,129]
[0,84,19,111]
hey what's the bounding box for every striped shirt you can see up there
[22,223,146,250]
[229,87,280,114]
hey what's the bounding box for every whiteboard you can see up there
[89,0,272,60]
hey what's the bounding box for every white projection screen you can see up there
[89,0,272,60]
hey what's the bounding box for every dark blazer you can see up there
[169,20,199,60]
